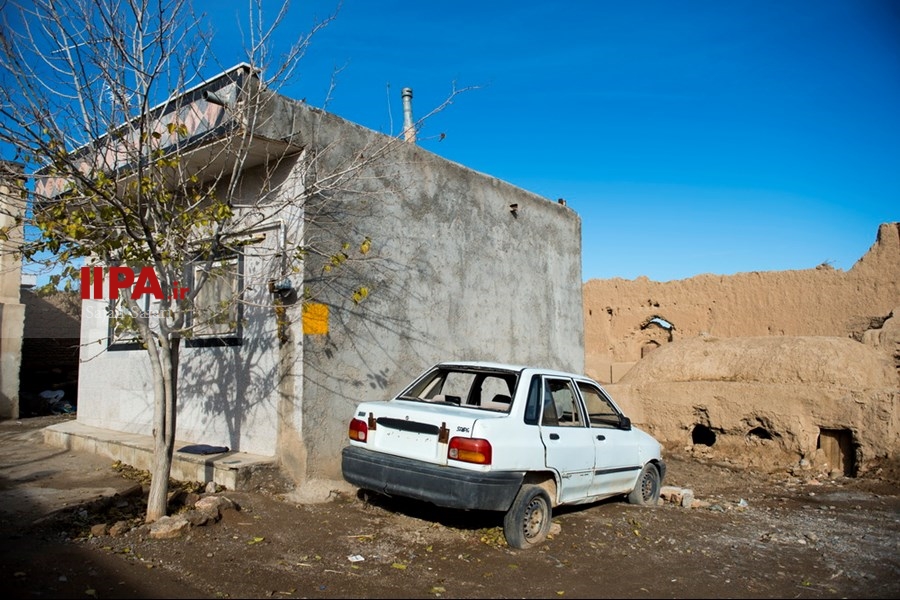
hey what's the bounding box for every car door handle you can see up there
[596,435,606,441]
[549,433,559,440]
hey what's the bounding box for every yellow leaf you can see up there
[391,562,407,570]
[247,536,265,544]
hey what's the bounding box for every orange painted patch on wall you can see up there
[302,303,329,335]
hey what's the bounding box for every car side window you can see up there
[543,378,583,427]
[578,382,621,428]
[524,377,541,425]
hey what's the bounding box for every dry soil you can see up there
[1,415,898,599]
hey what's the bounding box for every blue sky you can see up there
[25,1,900,283]
[235,0,896,283]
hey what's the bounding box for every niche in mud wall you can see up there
[817,428,857,477]
[691,423,716,446]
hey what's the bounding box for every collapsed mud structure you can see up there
[584,222,900,476]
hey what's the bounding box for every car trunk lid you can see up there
[354,400,481,466]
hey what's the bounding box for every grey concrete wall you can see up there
[266,98,584,480]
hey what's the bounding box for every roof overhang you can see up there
[34,64,301,198]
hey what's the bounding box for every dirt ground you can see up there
[2,415,899,599]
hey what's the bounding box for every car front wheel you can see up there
[627,463,661,506]
[503,484,552,549]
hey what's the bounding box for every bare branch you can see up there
[0,0,475,524]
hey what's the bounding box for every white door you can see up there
[539,377,594,503]
[578,382,642,495]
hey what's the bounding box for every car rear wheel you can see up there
[627,463,661,506]
[503,484,552,549]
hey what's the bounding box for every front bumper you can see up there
[341,445,524,512]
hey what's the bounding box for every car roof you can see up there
[435,361,589,380]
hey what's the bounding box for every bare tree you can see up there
[0,0,469,521]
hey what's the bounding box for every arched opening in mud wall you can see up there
[640,316,675,358]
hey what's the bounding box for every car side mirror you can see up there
[619,416,632,430]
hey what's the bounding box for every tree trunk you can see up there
[145,336,180,522]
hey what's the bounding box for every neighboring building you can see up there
[0,162,25,420]
[39,65,584,485]
[19,288,80,416]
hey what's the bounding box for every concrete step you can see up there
[43,419,277,491]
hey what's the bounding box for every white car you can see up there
[341,361,666,549]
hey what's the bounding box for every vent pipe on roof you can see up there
[401,87,416,143]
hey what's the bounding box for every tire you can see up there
[627,463,661,506]
[503,484,553,549]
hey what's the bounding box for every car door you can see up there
[539,376,595,503]
[577,381,642,496]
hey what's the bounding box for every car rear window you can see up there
[401,367,518,412]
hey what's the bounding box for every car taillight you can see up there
[349,418,368,442]
[448,437,492,465]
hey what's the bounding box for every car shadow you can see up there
[355,489,506,531]
[355,488,631,531]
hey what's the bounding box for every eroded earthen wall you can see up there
[584,222,900,383]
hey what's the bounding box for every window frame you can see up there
[578,381,627,429]
[107,269,151,352]
[541,376,586,427]
[185,252,244,348]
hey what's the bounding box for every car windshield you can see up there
[398,366,519,413]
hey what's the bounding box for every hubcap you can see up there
[642,472,656,500]
[523,497,545,540]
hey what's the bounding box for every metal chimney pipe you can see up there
[401,87,416,143]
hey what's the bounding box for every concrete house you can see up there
[43,65,584,488]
